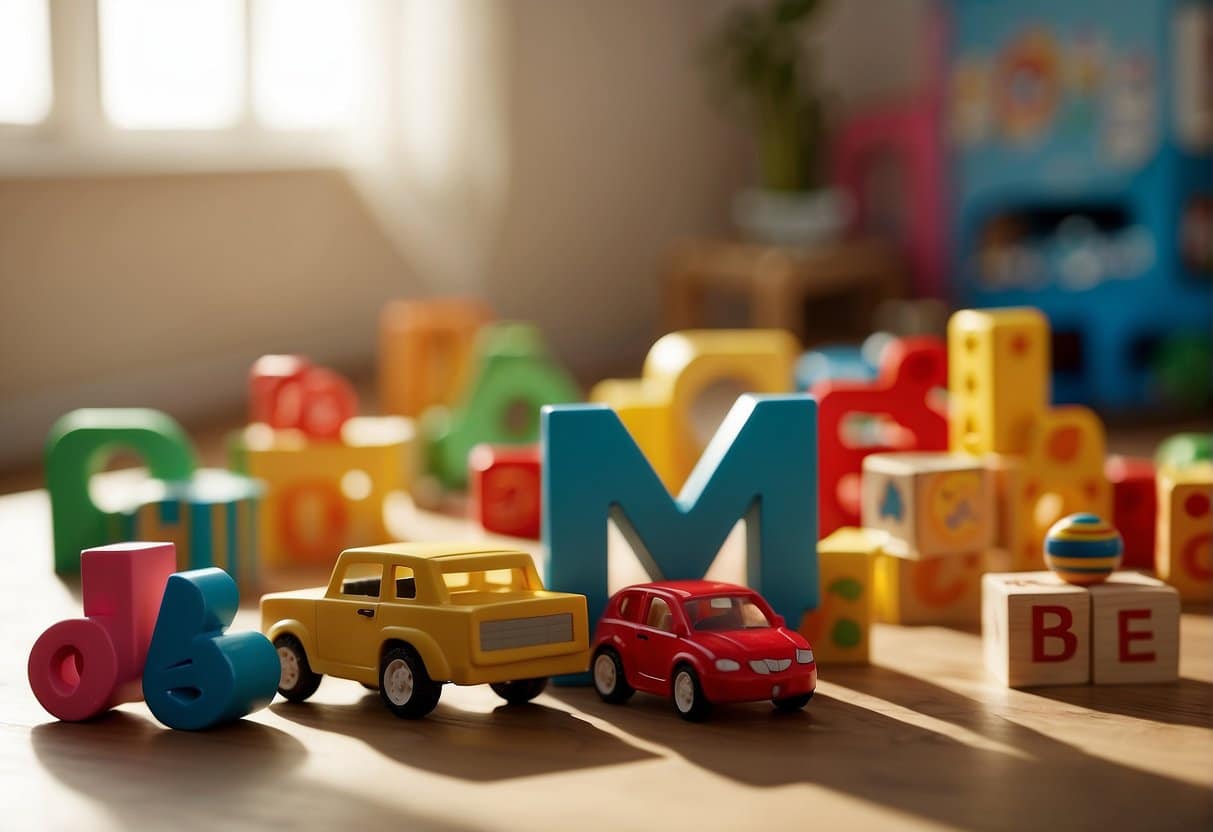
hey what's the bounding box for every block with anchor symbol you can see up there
[861,452,994,560]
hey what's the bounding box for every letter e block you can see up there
[1089,572,1179,684]
[983,572,1090,687]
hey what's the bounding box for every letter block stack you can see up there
[983,571,1179,687]
[948,309,1111,572]
[861,451,994,624]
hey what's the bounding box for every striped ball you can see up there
[1044,513,1123,585]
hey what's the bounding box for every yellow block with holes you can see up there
[948,308,1049,457]
[1156,463,1213,602]
[798,527,880,665]
[590,330,798,491]
[235,417,416,568]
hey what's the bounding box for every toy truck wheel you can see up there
[671,664,711,722]
[489,677,548,704]
[773,692,813,711]
[379,646,442,719]
[592,647,634,704]
[274,635,323,702]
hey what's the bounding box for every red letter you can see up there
[1118,609,1155,662]
[1031,605,1077,662]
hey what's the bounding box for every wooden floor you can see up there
[3,482,1212,831]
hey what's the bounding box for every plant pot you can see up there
[732,187,851,247]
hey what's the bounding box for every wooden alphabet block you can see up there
[591,329,798,492]
[861,452,993,559]
[423,323,578,490]
[798,527,879,665]
[1106,455,1157,571]
[378,298,493,418]
[234,417,415,567]
[874,551,983,625]
[469,443,541,539]
[1089,572,1180,684]
[982,571,1091,687]
[1156,463,1213,602]
[814,336,948,537]
[113,469,263,589]
[249,355,358,441]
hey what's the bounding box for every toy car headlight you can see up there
[715,659,741,672]
[796,649,814,664]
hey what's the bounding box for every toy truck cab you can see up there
[261,542,590,718]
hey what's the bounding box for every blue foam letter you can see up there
[142,568,279,730]
[542,394,819,629]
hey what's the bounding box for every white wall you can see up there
[0,0,929,468]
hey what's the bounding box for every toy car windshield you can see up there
[683,596,772,631]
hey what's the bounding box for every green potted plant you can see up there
[704,0,848,245]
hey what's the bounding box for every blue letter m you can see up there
[542,394,818,629]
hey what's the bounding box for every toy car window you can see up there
[391,565,416,600]
[442,568,529,592]
[340,562,383,598]
[646,597,674,632]
[684,596,771,631]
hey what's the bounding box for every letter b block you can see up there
[143,569,280,730]
[983,572,1090,687]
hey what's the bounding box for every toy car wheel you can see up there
[773,692,813,711]
[592,647,634,704]
[671,665,711,722]
[274,635,323,702]
[489,677,548,704]
[379,646,442,719]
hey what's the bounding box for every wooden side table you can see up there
[663,237,906,344]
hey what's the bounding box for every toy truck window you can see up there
[339,562,383,598]
[645,597,674,632]
[390,565,416,600]
[442,567,530,593]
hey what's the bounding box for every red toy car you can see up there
[590,580,817,721]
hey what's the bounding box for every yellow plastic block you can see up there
[590,329,797,491]
[378,298,493,418]
[1156,463,1213,602]
[875,551,984,625]
[240,417,415,568]
[1000,407,1111,571]
[948,308,1049,456]
[860,452,994,559]
[798,527,880,665]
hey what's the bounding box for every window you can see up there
[339,562,383,598]
[0,0,52,125]
[441,568,530,593]
[0,0,382,170]
[99,0,245,129]
[646,597,674,632]
[684,596,772,632]
[391,565,416,600]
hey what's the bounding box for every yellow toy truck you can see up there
[261,542,590,718]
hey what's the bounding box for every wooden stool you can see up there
[663,237,905,343]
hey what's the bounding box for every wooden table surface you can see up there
[3,482,1211,831]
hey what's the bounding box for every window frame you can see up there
[0,0,390,176]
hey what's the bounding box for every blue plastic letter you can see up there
[142,568,280,730]
[542,394,819,630]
